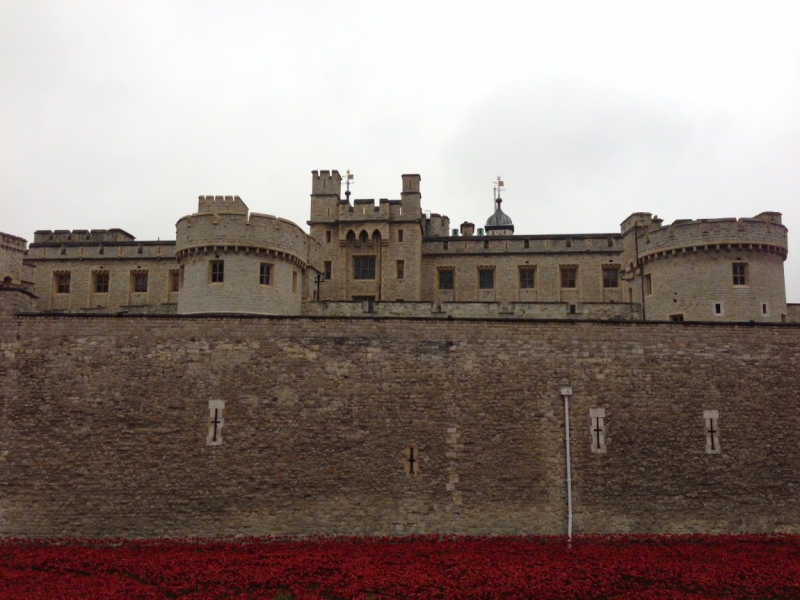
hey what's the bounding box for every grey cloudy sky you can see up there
[2,0,799,300]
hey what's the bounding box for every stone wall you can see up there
[303,301,641,320]
[1,311,798,538]
[24,242,178,313]
[787,304,800,323]
[0,232,27,286]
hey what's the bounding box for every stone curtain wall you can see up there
[1,313,799,538]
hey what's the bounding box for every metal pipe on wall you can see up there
[561,386,574,543]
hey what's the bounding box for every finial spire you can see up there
[345,169,354,200]
[494,176,505,209]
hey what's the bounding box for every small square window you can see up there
[94,272,109,294]
[602,267,619,288]
[561,267,577,289]
[479,268,494,289]
[55,273,71,294]
[354,256,376,280]
[210,261,224,283]
[324,261,332,280]
[133,272,148,293]
[397,229,404,243]
[439,270,454,290]
[733,263,747,286]
[396,260,404,280]
[519,268,535,289]
[260,263,272,286]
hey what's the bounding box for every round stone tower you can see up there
[175,195,314,315]
[636,212,788,322]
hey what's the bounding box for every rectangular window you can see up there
[133,272,148,293]
[479,268,494,289]
[259,263,272,286]
[524,239,530,249]
[602,266,619,288]
[561,267,577,289]
[761,302,768,316]
[169,270,180,293]
[714,302,723,315]
[669,313,684,322]
[55,272,71,294]
[590,408,606,453]
[704,410,720,454]
[396,260,404,280]
[644,273,653,296]
[292,271,298,293]
[519,268,535,289]
[439,269,454,290]
[397,229,404,243]
[354,256,376,279]
[324,261,332,280]
[733,263,747,286]
[210,261,224,283]
[325,230,332,243]
[443,240,449,250]
[94,272,109,293]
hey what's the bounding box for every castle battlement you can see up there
[640,213,788,260]
[197,195,248,215]
[33,229,136,244]
[311,170,342,196]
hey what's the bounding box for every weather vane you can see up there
[345,169,354,201]
[493,175,505,208]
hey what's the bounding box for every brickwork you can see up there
[0,232,28,286]
[24,241,177,314]
[1,313,798,538]
[302,300,641,320]
[175,197,315,315]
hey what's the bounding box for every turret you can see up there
[400,174,422,218]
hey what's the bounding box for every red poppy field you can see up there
[1,534,799,599]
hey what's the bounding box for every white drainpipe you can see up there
[560,386,574,542]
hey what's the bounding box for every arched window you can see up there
[359,231,369,246]
[346,231,356,246]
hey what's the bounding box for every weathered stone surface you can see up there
[1,312,798,538]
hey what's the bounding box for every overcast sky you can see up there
[2,0,798,300]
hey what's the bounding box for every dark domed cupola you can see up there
[485,177,514,236]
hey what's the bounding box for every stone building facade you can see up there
[0,169,799,538]
[2,170,792,324]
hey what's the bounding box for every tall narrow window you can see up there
[397,229,404,243]
[210,261,224,283]
[439,269,454,290]
[524,238,530,248]
[519,268,535,289]
[292,271,298,293]
[479,268,494,289]
[405,444,419,475]
[733,263,747,286]
[396,260,404,280]
[324,261,332,280]
[644,273,653,296]
[259,263,272,286]
[133,272,148,293]
[602,266,619,288]
[353,256,375,279]
[206,400,225,446]
[590,408,606,453]
[94,272,109,293]
[325,230,332,243]
[761,302,768,316]
[561,267,577,289]
[55,272,71,294]
[704,410,720,454]
[169,270,180,293]
[443,240,449,250]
